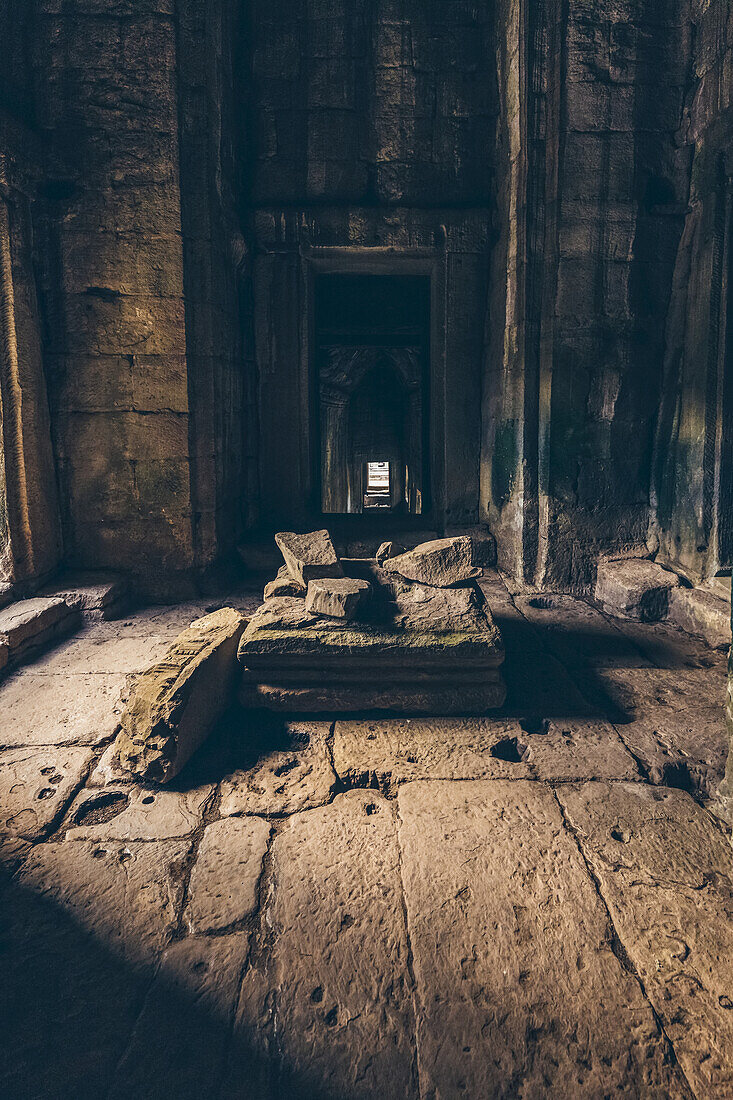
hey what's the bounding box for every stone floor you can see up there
[2,572,732,1099]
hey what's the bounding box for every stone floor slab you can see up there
[220,720,336,816]
[227,791,418,1099]
[1,745,93,852]
[108,934,252,1100]
[515,593,653,668]
[17,837,191,967]
[397,779,687,1098]
[65,783,214,841]
[558,781,733,1097]
[185,816,271,933]
[0,671,125,747]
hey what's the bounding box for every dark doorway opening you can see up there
[315,274,430,517]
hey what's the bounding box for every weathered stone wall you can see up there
[653,0,733,584]
[484,0,693,589]
[248,0,497,531]
[32,1,194,592]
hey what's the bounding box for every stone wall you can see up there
[484,0,693,589]
[653,0,733,584]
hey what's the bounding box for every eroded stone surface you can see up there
[115,608,246,783]
[65,784,213,841]
[17,838,190,966]
[398,780,687,1098]
[393,580,496,633]
[558,782,733,1097]
[0,671,125,747]
[107,934,252,1100]
[305,576,371,619]
[185,816,271,933]
[41,572,130,621]
[263,565,305,601]
[275,529,343,587]
[229,791,417,1099]
[220,720,336,816]
[595,557,679,621]
[384,535,481,587]
[0,745,94,850]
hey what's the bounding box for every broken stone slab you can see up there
[0,597,81,666]
[557,782,733,1096]
[263,564,306,601]
[0,670,125,749]
[40,571,130,621]
[445,525,498,567]
[184,816,271,933]
[305,576,371,619]
[383,535,481,587]
[595,557,679,621]
[114,607,246,784]
[275,529,343,587]
[398,780,687,1097]
[668,585,731,650]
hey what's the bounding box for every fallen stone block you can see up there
[668,586,731,650]
[305,577,371,619]
[41,571,130,621]
[0,641,8,672]
[383,536,481,587]
[0,597,81,666]
[275,529,343,586]
[376,540,404,565]
[263,564,306,601]
[595,557,679,621]
[445,526,497,567]
[114,607,246,784]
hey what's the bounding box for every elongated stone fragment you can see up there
[114,608,246,783]
[383,536,481,587]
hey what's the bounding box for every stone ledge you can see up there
[668,586,731,650]
[40,571,131,621]
[0,597,81,668]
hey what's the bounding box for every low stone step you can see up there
[0,597,81,668]
[668,585,731,650]
[40,571,130,621]
[595,557,679,621]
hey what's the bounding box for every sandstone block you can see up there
[0,671,125,748]
[65,784,213,841]
[383,536,481,587]
[275,528,343,586]
[0,598,80,665]
[263,564,306,600]
[595,557,679,621]
[0,641,8,672]
[668,586,731,650]
[305,577,371,619]
[114,607,246,783]
[445,526,497,567]
[0,746,94,852]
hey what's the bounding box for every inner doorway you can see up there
[315,274,430,516]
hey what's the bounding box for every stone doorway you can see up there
[315,274,430,517]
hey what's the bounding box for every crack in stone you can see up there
[394,799,425,1100]
[551,787,699,1100]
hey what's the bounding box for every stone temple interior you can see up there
[1,1,733,1098]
